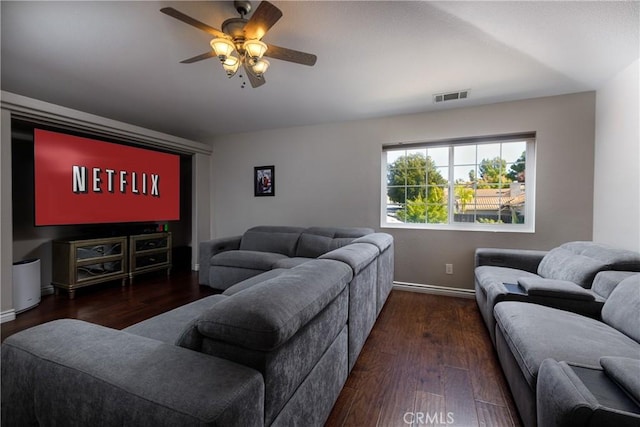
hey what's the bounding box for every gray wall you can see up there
[593,59,639,251]
[211,92,596,289]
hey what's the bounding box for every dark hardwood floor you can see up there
[1,272,521,426]
[1,270,217,341]
[325,291,522,427]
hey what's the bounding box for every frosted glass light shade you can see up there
[210,38,235,62]
[251,59,270,77]
[222,56,240,77]
[244,40,267,61]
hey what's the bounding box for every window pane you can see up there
[454,145,476,165]
[382,137,533,231]
[477,143,500,160]
[397,186,426,223]
[426,204,448,223]
[502,141,526,162]
[386,150,406,167]
[427,147,449,167]
[454,165,476,184]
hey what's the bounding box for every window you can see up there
[381,133,536,232]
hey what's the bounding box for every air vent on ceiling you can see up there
[433,89,470,104]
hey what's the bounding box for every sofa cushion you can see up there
[561,241,640,271]
[239,226,305,256]
[494,302,640,388]
[211,250,288,270]
[294,227,373,258]
[272,257,312,269]
[600,356,640,405]
[517,277,595,301]
[353,233,393,253]
[601,274,640,342]
[537,246,608,288]
[2,319,265,427]
[475,265,540,288]
[319,243,379,275]
[196,259,353,351]
[304,226,374,238]
[295,234,354,258]
[124,294,228,346]
[222,269,288,296]
[592,270,639,299]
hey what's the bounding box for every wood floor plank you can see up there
[458,303,508,406]
[375,361,418,426]
[476,400,517,427]
[412,391,446,427]
[443,365,480,427]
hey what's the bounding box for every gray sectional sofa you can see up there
[474,241,640,427]
[1,226,394,427]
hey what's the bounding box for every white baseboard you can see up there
[393,281,475,299]
[193,263,199,272]
[1,309,16,323]
[41,284,54,296]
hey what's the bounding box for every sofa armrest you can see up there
[199,235,242,285]
[475,248,547,273]
[517,277,596,301]
[1,319,264,427]
[537,358,640,427]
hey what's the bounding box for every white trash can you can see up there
[12,258,41,313]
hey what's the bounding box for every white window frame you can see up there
[380,133,536,233]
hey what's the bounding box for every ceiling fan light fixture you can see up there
[210,38,235,62]
[243,39,267,61]
[161,2,316,88]
[251,58,270,77]
[222,55,240,77]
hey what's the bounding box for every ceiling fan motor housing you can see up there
[234,1,252,17]
[221,18,248,53]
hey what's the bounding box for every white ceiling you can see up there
[2,1,638,142]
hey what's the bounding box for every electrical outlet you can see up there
[445,264,453,275]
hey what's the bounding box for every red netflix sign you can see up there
[34,129,180,225]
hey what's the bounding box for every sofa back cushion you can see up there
[561,241,640,271]
[536,241,628,288]
[195,259,353,351]
[592,270,638,299]
[239,226,305,256]
[601,274,640,342]
[295,227,374,258]
[319,243,379,275]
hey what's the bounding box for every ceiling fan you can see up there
[161,1,317,88]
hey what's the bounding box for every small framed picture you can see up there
[254,165,274,197]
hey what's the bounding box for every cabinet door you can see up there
[134,236,169,252]
[135,252,169,269]
[76,260,125,282]
[76,242,123,260]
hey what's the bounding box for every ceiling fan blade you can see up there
[265,44,317,66]
[243,1,282,40]
[160,7,226,38]
[180,51,217,64]
[243,63,266,88]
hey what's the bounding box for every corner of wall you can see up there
[593,58,640,251]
